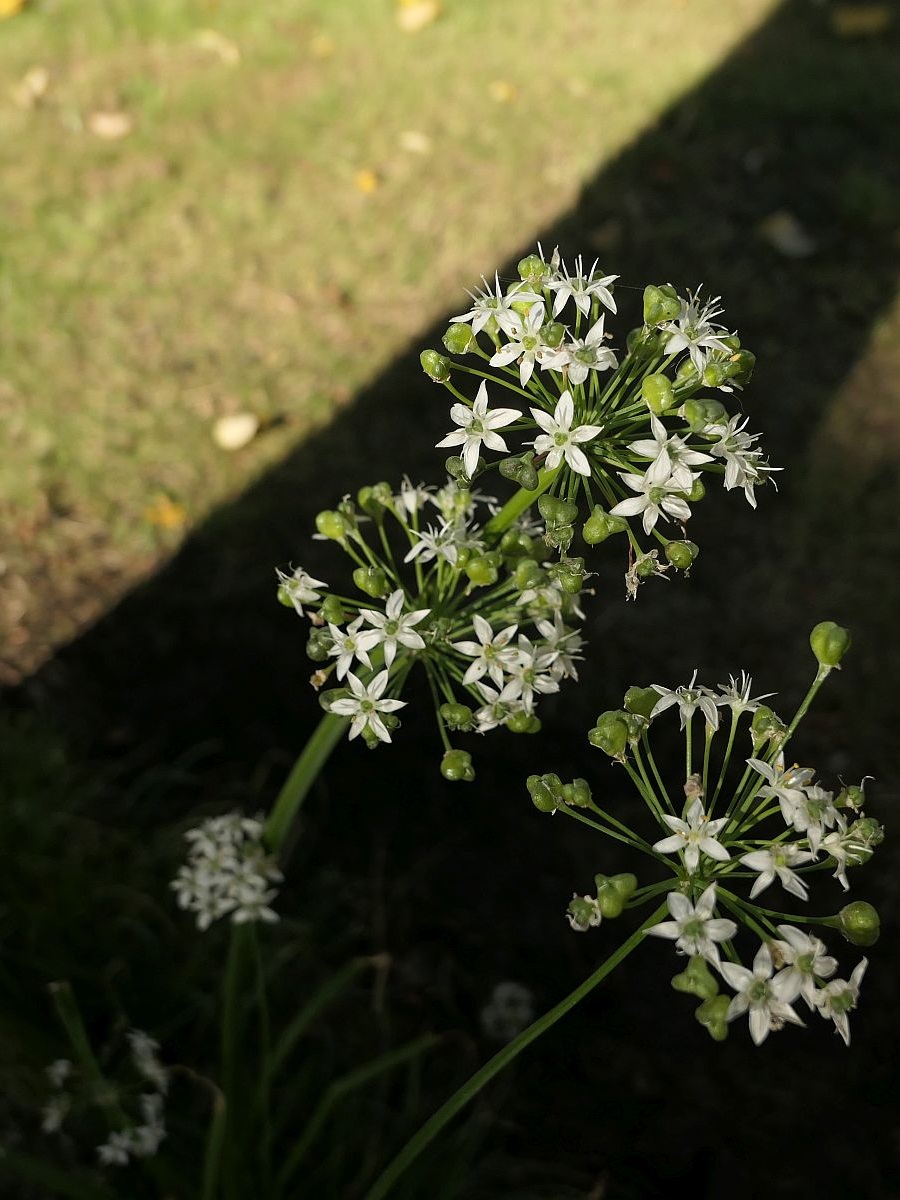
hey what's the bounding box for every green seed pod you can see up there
[695,994,730,1041]
[687,478,705,502]
[721,334,741,352]
[319,687,349,713]
[358,482,392,519]
[702,362,729,388]
[442,323,475,355]
[527,772,564,812]
[594,873,637,919]
[420,349,451,382]
[643,283,681,326]
[541,320,566,348]
[676,358,699,383]
[810,621,852,669]
[440,749,475,783]
[567,896,599,930]
[514,559,543,589]
[538,495,578,526]
[444,455,467,482]
[465,556,498,587]
[548,557,585,595]
[635,554,658,579]
[507,711,541,734]
[750,704,787,749]
[352,566,389,599]
[672,956,719,1000]
[499,455,540,491]
[664,540,699,570]
[836,783,866,810]
[683,398,727,432]
[838,901,880,947]
[564,777,592,808]
[315,510,352,541]
[624,685,659,720]
[582,505,628,545]
[439,702,473,731]
[641,373,677,414]
[518,252,549,287]
[320,595,346,625]
[306,627,332,663]
[725,348,756,385]
[544,523,574,553]
[588,710,630,759]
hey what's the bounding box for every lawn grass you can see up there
[0,0,779,680]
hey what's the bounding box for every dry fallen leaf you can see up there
[488,79,517,104]
[0,0,26,18]
[399,129,432,155]
[11,65,49,109]
[830,5,892,37]
[87,111,133,140]
[354,168,380,194]
[396,0,440,33]
[144,496,187,530]
[212,413,259,451]
[193,29,241,66]
[309,32,335,59]
[758,211,817,259]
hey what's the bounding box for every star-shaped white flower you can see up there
[740,843,815,900]
[542,315,618,385]
[547,254,618,317]
[646,883,737,966]
[489,302,548,387]
[609,468,693,535]
[650,670,724,730]
[716,671,774,715]
[473,679,526,732]
[503,635,560,712]
[327,616,381,680]
[787,782,841,856]
[653,798,731,874]
[359,589,431,669]
[530,390,602,476]
[435,381,520,478]
[813,959,867,1046]
[276,566,327,617]
[746,754,815,823]
[662,290,731,373]
[451,272,540,335]
[627,414,713,488]
[327,670,407,743]
[720,942,804,1045]
[772,925,838,1010]
[452,614,519,687]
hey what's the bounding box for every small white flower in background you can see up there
[740,843,816,900]
[172,811,283,930]
[814,959,867,1046]
[719,942,805,1046]
[653,798,731,874]
[97,1130,133,1167]
[451,272,541,336]
[276,566,327,617]
[46,1058,72,1089]
[327,670,407,743]
[647,884,737,966]
[627,414,713,489]
[359,589,430,669]
[452,614,518,687]
[543,314,618,385]
[395,477,433,516]
[480,981,535,1041]
[489,302,548,387]
[746,754,815,823]
[327,616,380,680]
[717,671,773,715]
[772,925,838,1010]
[127,1030,169,1094]
[530,390,603,476]
[547,254,618,317]
[435,380,521,477]
[650,671,724,730]
[41,1094,70,1134]
[95,1092,167,1167]
[610,469,693,535]
[662,289,731,373]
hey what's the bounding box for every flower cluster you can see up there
[528,623,882,1045]
[422,246,776,596]
[42,1031,168,1168]
[171,812,282,930]
[278,479,585,779]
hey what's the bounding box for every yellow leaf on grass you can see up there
[830,5,892,37]
[354,168,380,194]
[488,79,517,104]
[0,0,26,19]
[144,496,187,530]
[396,0,440,33]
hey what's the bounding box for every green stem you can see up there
[264,713,348,857]
[484,464,562,537]
[364,902,668,1200]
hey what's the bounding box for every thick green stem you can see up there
[264,712,348,856]
[484,464,562,537]
[364,902,668,1200]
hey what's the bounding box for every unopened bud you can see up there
[320,595,346,625]
[442,323,475,355]
[514,559,543,590]
[582,505,628,545]
[695,994,730,1042]
[672,955,719,1000]
[440,749,475,783]
[465,554,499,587]
[810,621,851,669]
[420,349,451,382]
[353,566,389,599]
[664,540,699,571]
[641,373,676,415]
[837,901,880,947]
[643,283,681,326]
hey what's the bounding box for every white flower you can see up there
[489,302,548,387]
[627,414,713,488]
[41,1095,70,1134]
[472,680,526,732]
[97,1131,133,1167]
[716,671,774,715]
[650,670,724,730]
[404,519,471,567]
[705,415,777,509]
[327,616,381,680]
[720,942,805,1045]
[452,614,518,687]
[652,798,731,874]
[276,566,327,617]
[542,315,618,385]
[503,635,560,712]
[395,477,433,516]
[451,272,540,335]
[46,1059,73,1089]
[359,589,431,669]
[646,883,737,966]
[535,613,584,681]
[435,381,520,477]
[127,1030,168,1094]
[662,289,731,373]
[772,925,838,1010]
[739,843,815,900]
[820,818,883,891]
[610,469,693,535]
[547,254,618,317]
[327,670,407,743]
[787,782,841,856]
[530,390,603,476]
[814,959,867,1046]
[480,982,535,1041]
[746,754,815,823]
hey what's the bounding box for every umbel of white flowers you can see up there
[422,245,777,598]
[528,622,882,1046]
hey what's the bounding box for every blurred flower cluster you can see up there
[172,812,283,930]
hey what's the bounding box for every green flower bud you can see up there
[357,482,392,519]
[676,358,699,383]
[838,901,880,947]
[444,455,467,482]
[527,772,564,812]
[643,283,681,326]
[518,253,549,287]
[507,711,541,734]
[582,505,628,545]
[624,685,658,720]
[439,702,473,731]
[687,478,705,502]
[810,621,852,669]
[353,565,389,599]
[315,509,351,542]
[538,495,579,527]
[702,362,729,388]
[588,710,630,759]
[440,748,475,783]
[548,557,585,595]
[420,349,451,382]
[442,323,475,355]
[514,559,543,589]
[695,994,730,1041]
[465,555,499,587]
[750,704,787,749]
[594,873,637,918]
[721,335,741,352]
[626,326,665,356]
[319,687,349,713]
[499,454,540,491]
[683,398,727,432]
[641,373,677,414]
[306,627,332,663]
[672,956,719,1000]
[541,320,566,349]
[320,595,346,625]
[725,348,755,385]
[664,540,699,571]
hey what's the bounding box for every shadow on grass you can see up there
[10,3,900,1197]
